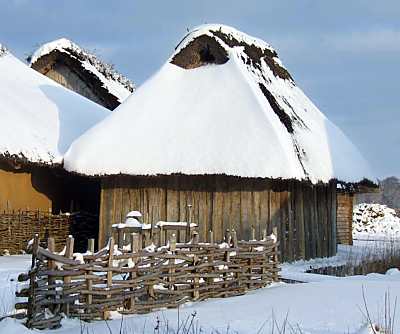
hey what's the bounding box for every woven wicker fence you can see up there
[0,210,70,254]
[0,210,98,254]
[17,230,280,329]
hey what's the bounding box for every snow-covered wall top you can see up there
[29,38,135,103]
[0,49,109,165]
[64,24,374,184]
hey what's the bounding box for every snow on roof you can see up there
[0,44,7,57]
[64,24,374,184]
[0,48,109,165]
[29,38,135,103]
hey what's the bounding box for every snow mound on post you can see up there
[0,49,109,164]
[64,24,374,183]
[353,203,400,240]
[30,38,135,103]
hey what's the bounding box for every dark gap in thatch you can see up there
[171,35,229,69]
[258,83,294,133]
[210,29,293,81]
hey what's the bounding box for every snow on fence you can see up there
[16,230,279,330]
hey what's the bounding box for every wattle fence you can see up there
[0,210,98,254]
[17,230,279,330]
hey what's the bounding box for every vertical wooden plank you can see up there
[319,185,328,258]
[287,182,294,261]
[230,181,241,242]
[252,189,262,239]
[309,185,317,259]
[314,185,322,258]
[222,179,232,241]
[240,186,252,240]
[99,179,115,248]
[259,182,270,239]
[212,176,224,242]
[325,185,331,257]
[166,176,180,222]
[295,182,305,260]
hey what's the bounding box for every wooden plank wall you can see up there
[99,175,337,261]
[336,193,353,245]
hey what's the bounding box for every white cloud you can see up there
[325,29,400,53]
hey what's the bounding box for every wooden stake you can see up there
[103,237,114,320]
[88,239,95,253]
[63,236,74,315]
[208,230,214,244]
[117,228,124,249]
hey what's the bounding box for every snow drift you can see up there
[0,47,109,164]
[353,203,400,240]
[29,38,135,104]
[64,24,374,183]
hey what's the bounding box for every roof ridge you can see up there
[0,44,8,57]
[30,38,135,93]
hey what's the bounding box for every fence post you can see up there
[272,227,279,282]
[86,238,95,316]
[223,249,230,297]
[208,230,214,244]
[193,254,199,300]
[225,229,231,245]
[27,234,39,328]
[232,230,238,248]
[206,231,215,287]
[230,229,241,291]
[63,236,74,316]
[130,233,140,253]
[169,234,176,292]
[88,238,95,253]
[118,228,124,249]
[128,233,140,312]
[192,231,199,244]
[47,237,57,313]
[159,226,165,247]
[103,237,114,320]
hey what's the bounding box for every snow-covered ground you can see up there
[0,247,399,334]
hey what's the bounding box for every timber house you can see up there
[29,38,135,110]
[64,25,374,261]
[0,44,109,252]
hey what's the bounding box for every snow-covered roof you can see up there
[29,38,135,105]
[0,48,109,165]
[0,44,7,57]
[64,24,374,184]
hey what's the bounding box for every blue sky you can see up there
[1,1,399,178]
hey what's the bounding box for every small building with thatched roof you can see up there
[29,38,135,110]
[64,25,374,261]
[0,44,109,214]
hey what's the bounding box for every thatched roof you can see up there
[64,24,374,184]
[29,38,135,110]
[0,47,109,166]
[0,44,7,57]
